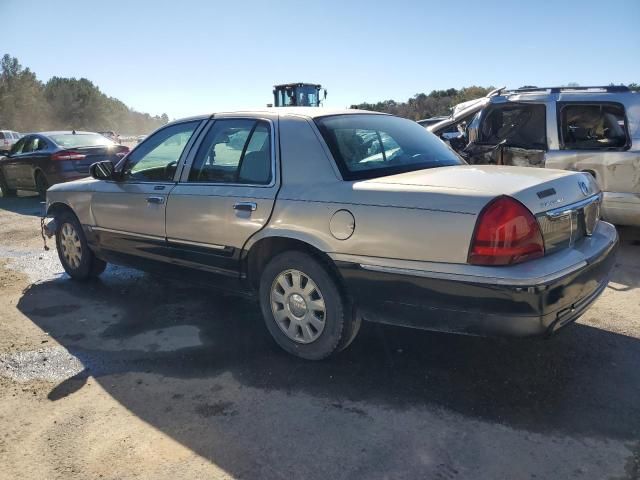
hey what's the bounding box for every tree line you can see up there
[351,84,640,121]
[351,86,495,120]
[0,54,168,135]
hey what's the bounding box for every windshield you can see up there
[49,133,116,148]
[315,114,463,180]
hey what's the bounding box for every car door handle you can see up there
[233,202,257,212]
[146,196,165,205]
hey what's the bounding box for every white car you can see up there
[43,108,618,360]
[0,130,21,154]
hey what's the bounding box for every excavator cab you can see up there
[272,83,326,107]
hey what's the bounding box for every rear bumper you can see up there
[335,222,618,337]
[601,192,640,227]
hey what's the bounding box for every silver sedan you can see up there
[43,108,618,359]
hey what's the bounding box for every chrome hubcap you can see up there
[270,269,326,344]
[60,223,82,269]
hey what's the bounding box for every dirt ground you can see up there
[0,193,639,480]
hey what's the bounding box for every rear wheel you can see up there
[35,171,49,200]
[0,169,17,197]
[55,211,107,280]
[259,251,359,360]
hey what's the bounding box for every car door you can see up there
[165,116,278,281]
[14,136,41,188]
[1,136,29,188]
[546,101,635,190]
[90,120,205,263]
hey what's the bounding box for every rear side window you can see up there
[559,103,629,150]
[188,119,272,184]
[315,114,462,180]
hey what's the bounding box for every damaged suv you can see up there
[429,86,640,227]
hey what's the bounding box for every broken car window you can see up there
[560,103,628,150]
[478,104,547,149]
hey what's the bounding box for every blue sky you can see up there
[2,0,639,119]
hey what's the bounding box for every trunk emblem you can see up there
[579,180,591,197]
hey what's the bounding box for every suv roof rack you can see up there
[513,85,630,94]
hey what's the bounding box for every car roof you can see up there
[166,109,387,127]
[37,131,103,136]
[493,88,638,104]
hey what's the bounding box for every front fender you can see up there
[46,190,95,226]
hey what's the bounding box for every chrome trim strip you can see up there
[91,226,165,242]
[544,193,601,219]
[358,261,588,287]
[167,238,227,250]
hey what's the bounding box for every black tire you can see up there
[55,211,107,280]
[0,169,17,197]
[35,171,49,200]
[259,251,358,360]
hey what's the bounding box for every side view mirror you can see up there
[90,160,115,181]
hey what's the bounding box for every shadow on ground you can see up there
[0,193,42,216]
[11,226,640,477]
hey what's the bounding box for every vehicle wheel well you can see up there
[581,169,596,179]
[47,202,75,220]
[246,237,342,290]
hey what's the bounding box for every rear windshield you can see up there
[49,133,116,148]
[315,114,463,180]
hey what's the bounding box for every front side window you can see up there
[478,103,546,149]
[9,137,27,155]
[559,103,628,150]
[188,119,272,184]
[123,121,200,182]
[315,114,463,180]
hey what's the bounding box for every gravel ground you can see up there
[0,193,639,479]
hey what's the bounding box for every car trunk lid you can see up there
[361,165,602,255]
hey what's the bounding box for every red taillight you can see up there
[469,196,544,266]
[52,150,87,161]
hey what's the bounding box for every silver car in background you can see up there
[43,108,618,360]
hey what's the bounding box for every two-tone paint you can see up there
[46,108,619,337]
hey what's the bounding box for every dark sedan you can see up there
[0,131,129,198]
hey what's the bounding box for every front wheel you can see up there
[259,251,359,360]
[55,211,107,280]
